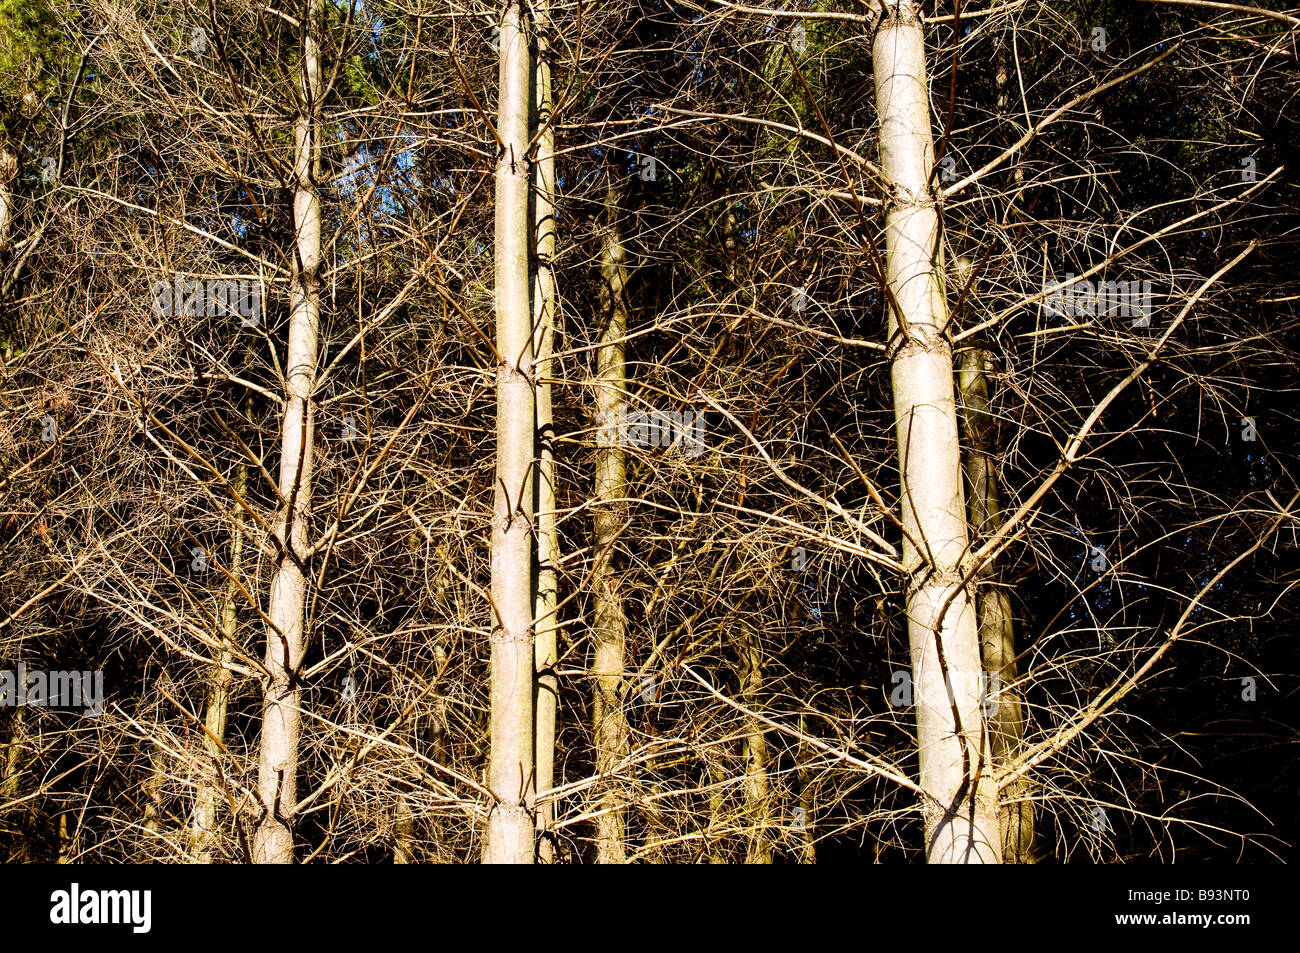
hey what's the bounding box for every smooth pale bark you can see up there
[253,0,324,864]
[959,344,1034,862]
[191,464,246,862]
[483,0,536,865]
[873,0,1000,863]
[531,0,560,864]
[592,179,630,864]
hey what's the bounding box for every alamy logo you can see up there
[0,664,103,715]
[151,276,262,326]
[889,669,1000,717]
[1042,274,1153,326]
[50,883,151,934]
[596,409,706,457]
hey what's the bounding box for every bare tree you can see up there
[252,0,326,864]
[532,0,561,865]
[872,0,999,862]
[484,0,537,865]
[591,176,632,863]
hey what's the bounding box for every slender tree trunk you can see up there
[0,144,16,250]
[1,709,23,804]
[873,0,1000,863]
[592,178,630,864]
[483,0,536,865]
[706,757,726,863]
[531,0,561,864]
[191,463,247,862]
[429,643,450,765]
[253,0,324,864]
[640,778,668,862]
[959,345,1034,862]
[797,715,816,864]
[57,812,73,862]
[141,709,168,853]
[733,622,772,863]
[392,795,415,864]
[715,167,772,863]
[957,30,1033,863]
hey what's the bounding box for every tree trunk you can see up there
[715,168,772,864]
[57,812,73,862]
[191,463,247,862]
[797,715,816,864]
[873,0,1000,863]
[393,795,415,864]
[959,345,1034,862]
[483,0,536,865]
[706,757,726,863]
[253,0,324,864]
[531,0,561,864]
[141,705,169,856]
[1,709,24,804]
[734,622,772,863]
[0,143,16,250]
[592,178,630,864]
